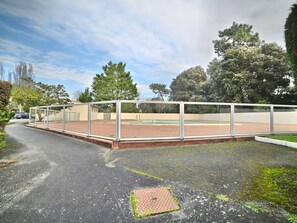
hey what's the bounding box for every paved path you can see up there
[0,122,289,222]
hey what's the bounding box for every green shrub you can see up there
[0,80,12,149]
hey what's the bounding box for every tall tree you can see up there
[34,82,70,105]
[285,3,297,83]
[170,66,207,102]
[208,44,291,103]
[0,62,4,80]
[213,22,260,57]
[77,87,93,103]
[92,61,139,101]
[149,83,170,101]
[12,81,70,112]
[14,61,34,86]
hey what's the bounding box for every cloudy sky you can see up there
[0,0,294,99]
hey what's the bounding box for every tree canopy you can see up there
[92,61,139,101]
[77,87,93,103]
[167,22,293,104]
[149,83,170,101]
[170,66,207,102]
[11,80,70,112]
[213,22,260,57]
[285,3,297,83]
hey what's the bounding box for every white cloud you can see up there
[0,0,293,92]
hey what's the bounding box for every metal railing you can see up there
[29,100,297,141]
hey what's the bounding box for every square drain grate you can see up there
[131,187,181,218]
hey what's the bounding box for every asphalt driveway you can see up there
[0,121,293,222]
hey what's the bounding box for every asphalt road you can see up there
[0,121,290,222]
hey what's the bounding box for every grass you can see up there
[287,214,297,223]
[124,167,164,182]
[243,166,297,214]
[0,131,6,149]
[215,194,230,201]
[244,202,268,213]
[267,135,297,143]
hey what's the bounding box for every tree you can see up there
[0,62,4,80]
[207,23,292,104]
[92,61,139,101]
[170,66,207,102]
[34,82,70,105]
[14,61,34,86]
[208,44,291,103]
[0,81,13,148]
[11,86,42,112]
[77,87,93,103]
[11,81,70,112]
[285,3,297,83]
[213,22,260,57]
[149,83,170,101]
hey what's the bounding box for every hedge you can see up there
[0,80,12,149]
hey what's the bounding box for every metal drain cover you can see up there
[131,187,181,218]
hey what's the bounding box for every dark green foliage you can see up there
[12,80,70,112]
[204,23,292,104]
[77,87,93,103]
[149,83,170,101]
[170,66,207,102]
[92,61,139,101]
[213,22,260,57]
[285,4,297,83]
[0,81,13,149]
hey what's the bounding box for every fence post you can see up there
[34,107,37,126]
[270,105,274,135]
[88,103,91,137]
[46,106,49,129]
[179,102,184,140]
[62,105,65,132]
[29,107,31,124]
[116,100,121,141]
[230,104,235,137]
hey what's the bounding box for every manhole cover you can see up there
[131,187,181,218]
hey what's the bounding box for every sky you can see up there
[0,0,295,99]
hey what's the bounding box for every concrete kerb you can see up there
[255,136,297,149]
[26,124,255,150]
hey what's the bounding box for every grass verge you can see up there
[243,166,297,214]
[267,135,297,143]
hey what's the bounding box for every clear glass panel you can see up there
[35,108,47,128]
[90,102,116,138]
[48,106,63,130]
[29,107,36,124]
[64,104,88,134]
[184,104,230,137]
[121,102,180,139]
[234,106,270,134]
[274,107,297,133]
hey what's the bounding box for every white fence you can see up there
[29,100,297,141]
